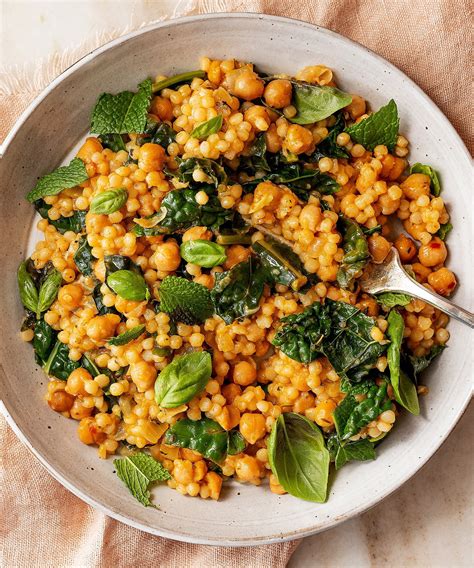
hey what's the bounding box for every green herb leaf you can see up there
[311,113,349,160]
[108,325,146,346]
[152,122,176,147]
[240,134,270,172]
[345,99,399,150]
[191,115,223,139]
[227,430,246,455]
[92,283,118,316]
[37,268,62,316]
[74,235,94,276]
[334,438,376,470]
[180,239,227,268]
[155,351,212,408]
[152,70,206,93]
[409,344,445,376]
[159,276,214,324]
[437,222,452,240]
[107,270,149,302]
[336,217,369,289]
[252,237,307,291]
[91,79,153,135]
[376,292,412,310]
[43,341,80,380]
[164,417,229,463]
[410,163,441,196]
[99,133,127,152]
[33,319,55,362]
[35,200,86,234]
[18,261,39,313]
[104,254,133,276]
[268,412,329,502]
[211,257,268,324]
[387,310,419,415]
[289,84,352,125]
[26,158,88,202]
[90,188,128,215]
[341,381,392,439]
[114,452,171,507]
[172,157,228,188]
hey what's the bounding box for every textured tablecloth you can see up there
[0,1,471,567]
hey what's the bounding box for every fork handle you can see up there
[394,278,474,329]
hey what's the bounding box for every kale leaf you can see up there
[336,217,369,288]
[35,200,86,234]
[43,341,80,380]
[252,237,307,291]
[74,235,94,276]
[171,157,227,188]
[310,113,349,160]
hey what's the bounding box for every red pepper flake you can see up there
[431,243,441,249]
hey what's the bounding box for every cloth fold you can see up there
[1,1,471,567]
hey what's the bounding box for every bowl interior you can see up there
[0,14,472,545]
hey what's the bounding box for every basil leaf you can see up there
[18,261,39,313]
[436,222,452,240]
[164,417,229,463]
[180,239,226,268]
[159,276,214,324]
[33,319,56,362]
[376,292,412,310]
[90,188,128,215]
[211,257,268,324]
[35,200,86,234]
[152,70,206,93]
[43,341,80,380]
[336,217,369,289]
[114,452,171,507]
[227,430,246,455]
[26,158,88,202]
[288,84,352,125]
[108,324,146,346]
[410,163,441,196]
[268,412,329,502]
[155,351,212,408]
[387,310,419,415]
[91,78,153,135]
[37,268,62,316]
[345,99,399,150]
[107,270,149,301]
[191,115,223,140]
[252,237,307,291]
[74,235,94,276]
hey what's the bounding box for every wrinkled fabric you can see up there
[0,1,471,567]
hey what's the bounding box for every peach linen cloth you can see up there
[0,1,471,567]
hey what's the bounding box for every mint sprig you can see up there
[159,276,214,324]
[345,99,399,150]
[26,158,88,202]
[91,78,153,135]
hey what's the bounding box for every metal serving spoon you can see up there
[359,248,474,328]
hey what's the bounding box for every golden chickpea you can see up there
[394,234,417,262]
[412,262,432,283]
[151,240,181,272]
[235,455,263,482]
[70,399,93,421]
[401,173,431,200]
[284,124,313,154]
[58,283,84,310]
[264,79,292,109]
[239,413,266,444]
[243,105,271,130]
[138,143,166,173]
[67,368,93,396]
[356,296,380,317]
[368,234,392,263]
[346,94,366,120]
[150,96,173,121]
[428,267,457,296]
[224,245,251,270]
[130,360,157,391]
[264,123,282,153]
[418,238,447,267]
[233,361,257,386]
[222,383,242,404]
[86,314,121,341]
[48,390,75,412]
[228,69,264,101]
[77,137,103,162]
[77,417,106,445]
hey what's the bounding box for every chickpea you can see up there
[243,105,271,131]
[346,94,366,120]
[130,360,157,391]
[224,245,251,270]
[138,143,166,173]
[182,226,212,242]
[418,238,447,267]
[264,79,292,109]
[401,173,431,200]
[67,368,93,396]
[356,296,380,317]
[264,123,282,153]
[150,96,173,121]
[368,234,392,263]
[222,383,242,404]
[227,68,264,101]
[86,314,121,342]
[235,455,263,483]
[77,417,106,445]
[394,234,417,262]
[412,262,432,283]
[48,390,75,412]
[70,399,93,421]
[284,124,313,154]
[77,137,103,162]
[151,240,181,272]
[233,360,257,386]
[58,283,84,310]
[86,213,109,234]
[428,267,457,296]
[239,413,266,444]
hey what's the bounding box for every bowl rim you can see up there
[0,12,472,546]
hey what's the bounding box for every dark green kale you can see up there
[336,217,370,288]
[35,200,86,234]
[310,113,350,161]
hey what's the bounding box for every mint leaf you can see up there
[376,292,412,310]
[191,115,223,139]
[114,453,171,507]
[436,222,452,240]
[91,79,153,135]
[108,324,146,346]
[345,99,399,150]
[159,276,214,324]
[26,158,88,202]
[410,163,441,196]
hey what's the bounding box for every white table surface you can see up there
[1,2,472,567]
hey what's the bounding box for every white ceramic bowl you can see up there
[0,14,472,546]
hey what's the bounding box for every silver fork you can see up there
[359,248,474,328]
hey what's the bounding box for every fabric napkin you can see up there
[0,1,471,567]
